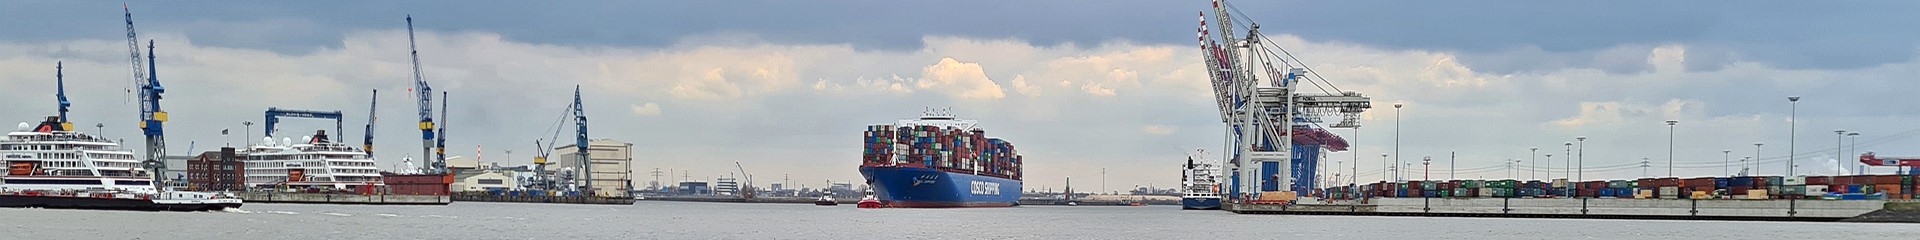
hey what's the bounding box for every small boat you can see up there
[814,194,838,206]
[856,195,883,208]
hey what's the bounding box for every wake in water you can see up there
[220,208,254,214]
[266,211,300,215]
[322,213,353,217]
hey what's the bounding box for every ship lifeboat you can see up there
[856,195,883,209]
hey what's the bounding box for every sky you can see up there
[2,1,1918,193]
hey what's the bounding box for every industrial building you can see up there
[185,147,246,192]
[452,171,517,192]
[555,139,634,197]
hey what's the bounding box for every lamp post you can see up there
[1753,142,1764,176]
[1530,147,1539,180]
[1381,153,1390,183]
[1545,153,1554,180]
[1422,156,1431,183]
[95,123,104,136]
[243,121,254,147]
[1848,132,1860,175]
[1835,129,1847,178]
[1741,157,1751,176]
[1666,120,1677,177]
[1563,142,1573,197]
[1788,96,1799,177]
[1577,136,1587,198]
[1393,103,1404,183]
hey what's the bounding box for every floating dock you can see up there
[237,192,450,205]
[452,192,634,205]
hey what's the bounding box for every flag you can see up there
[221,129,229,135]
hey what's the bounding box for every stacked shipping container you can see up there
[862,124,1022,180]
[1329,173,1915,200]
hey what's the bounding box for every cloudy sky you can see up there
[3,1,1918,192]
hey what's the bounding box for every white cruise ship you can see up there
[0,118,241,211]
[242,132,383,191]
[1,119,152,192]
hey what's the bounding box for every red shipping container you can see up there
[1876,175,1903,185]
[1731,186,1750,196]
[1806,176,1831,185]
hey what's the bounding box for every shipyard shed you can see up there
[452,171,518,192]
[185,147,246,192]
[555,139,634,197]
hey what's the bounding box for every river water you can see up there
[0,201,1912,239]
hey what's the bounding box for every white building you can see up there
[555,139,633,197]
[452,171,517,192]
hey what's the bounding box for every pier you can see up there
[1226,199,1920,222]
[237,192,450,205]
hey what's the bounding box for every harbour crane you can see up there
[572,86,591,195]
[530,86,591,193]
[405,15,439,174]
[436,91,448,170]
[55,61,74,131]
[125,5,172,190]
[1199,0,1371,202]
[1859,152,1920,175]
[734,162,754,199]
[262,108,344,139]
[364,90,377,156]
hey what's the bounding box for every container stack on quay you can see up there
[862,125,1022,180]
[1321,174,1916,201]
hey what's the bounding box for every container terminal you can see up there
[1189,0,1920,222]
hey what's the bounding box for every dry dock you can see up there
[238,192,451,205]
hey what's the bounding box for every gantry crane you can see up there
[125,5,172,190]
[405,15,440,174]
[263,108,344,139]
[1199,0,1371,202]
[735,162,754,199]
[1859,152,1920,175]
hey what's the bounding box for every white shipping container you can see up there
[1478,188,1495,197]
[1784,176,1806,186]
[1805,185,1831,196]
[1551,179,1568,188]
[1658,186,1680,199]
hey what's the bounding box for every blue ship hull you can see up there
[1182,197,1221,210]
[859,166,1022,208]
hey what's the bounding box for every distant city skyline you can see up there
[2,1,1917,191]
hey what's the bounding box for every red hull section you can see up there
[382,173,453,196]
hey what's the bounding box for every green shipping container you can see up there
[1464,180,1484,188]
[1781,185,1807,195]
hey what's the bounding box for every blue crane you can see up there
[126,5,171,190]
[406,15,438,174]
[55,61,73,131]
[435,91,447,171]
[263,108,344,140]
[364,90,377,156]
[573,86,590,193]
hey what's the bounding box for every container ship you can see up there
[859,109,1022,208]
[1181,149,1222,210]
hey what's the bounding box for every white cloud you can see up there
[1142,125,1177,135]
[630,102,662,116]
[914,57,1006,100]
[1648,45,1687,73]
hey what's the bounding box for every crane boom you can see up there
[364,90,377,156]
[573,86,591,194]
[56,61,72,130]
[436,91,448,171]
[406,15,437,174]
